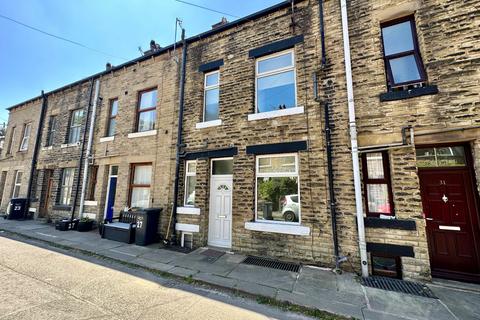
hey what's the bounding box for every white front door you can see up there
[208,175,233,248]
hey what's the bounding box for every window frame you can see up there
[12,170,22,198]
[106,98,118,137]
[6,127,16,155]
[255,153,301,225]
[380,15,426,88]
[255,49,298,114]
[183,160,197,207]
[68,109,84,144]
[86,165,98,201]
[371,253,402,279]
[203,70,220,122]
[19,123,32,151]
[46,115,57,147]
[135,88,157,133]
[58,168,75,205]
[128,163,152,208]
[361,151,395,217]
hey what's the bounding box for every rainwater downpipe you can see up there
[317,0,341,270]
[340,0,369,277]
[70,79,95,222]
[26,91,48,216]
[79,79,100,219]
[170,27,187,245]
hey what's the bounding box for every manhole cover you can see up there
[201,249,225,262]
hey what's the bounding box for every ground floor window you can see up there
[361,151,394,217]
[59,168,75,205]
[129,163,152,208]
[12,170,22,198]
[371,253,402,279]
[184,160,196,206]
[256,153,300,223]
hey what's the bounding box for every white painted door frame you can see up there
[208,158,233,248]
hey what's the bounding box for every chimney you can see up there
[211,17,228,29]
[106,62,113,71]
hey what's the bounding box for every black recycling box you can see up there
[134,208,162,246]
[7,198,28,220]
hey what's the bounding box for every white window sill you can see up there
[195,119,222,129]
[41,146,53,151]
[247,106,304,121]
[127,130,157,139]
[99,136,114,143]
[60,143,80,148]
[175,223,199,233]
[177,206,201,215]
[244,221,310,236]
[84,200,98,206]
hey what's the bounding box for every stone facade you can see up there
[1,0,479,283]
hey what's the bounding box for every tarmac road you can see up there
[0,236,314,320]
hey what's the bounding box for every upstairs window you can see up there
[129,164,152,208]
[184,160,196,206]
[256,50,296,113]
[107,99,118,137]
[12,170,22,198]
[19,123,31,151]
[68,109,84,144]
[381,16,426,89]
[361,152,394,217]
[59,168,75,205]
[137,89,157,132]
[203,71,220,122]
[6,127,16,155]
[46,116,57,146]
[256,154,300,223]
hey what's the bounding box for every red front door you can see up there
[419,168,480,282]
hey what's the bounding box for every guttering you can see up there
[319,0,327,66]
[6,1,300,112]
[26,91,48,215]
[79,79,100,219]
[170,27,187,245]
[70,79,95,222]
[340,0,369,277]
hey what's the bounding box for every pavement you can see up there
[0,236,317,320]
[1,218,480,320]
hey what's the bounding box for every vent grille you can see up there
[362,276,437,299]
[242,256,300,273]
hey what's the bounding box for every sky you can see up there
[0,0,282,123]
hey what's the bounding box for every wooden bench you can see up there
[101,211,137,244]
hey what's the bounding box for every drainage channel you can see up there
[363,276,437,298]
[242,256,301,273]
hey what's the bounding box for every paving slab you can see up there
[130,257,175,272]
[429,284,480,320]
[170,252,240,276]
[235,280,278,299]
[139,248,186,263]
[96,248,139,262]
[169,266,198,277]
[227,263,298,292]
[109,243,153,256]
[193,272,239,288]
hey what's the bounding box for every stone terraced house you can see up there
[0,0,478,284]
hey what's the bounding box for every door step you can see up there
[362,276,437,299]
[242,256,301,273]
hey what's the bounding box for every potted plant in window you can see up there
[77,217,94,232]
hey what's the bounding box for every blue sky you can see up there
[0,0,281,123]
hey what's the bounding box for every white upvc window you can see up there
[19,123,31,151]
[255,50,297,114]
[68,109,84,144]
[255,153,300,224]
[184,160,197,206]
[12,171,22,198]
[59,168,75,205]
[203,70,220,122]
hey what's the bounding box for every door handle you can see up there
[425,218,433,221]
[218,215,226,218]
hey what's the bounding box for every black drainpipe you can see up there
[170,28,187,244]
[26,91,48,216]
[318,0,340,270]
[70,78,95,222]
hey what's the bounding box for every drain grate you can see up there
[242,256,300,273]
[362,276,437,299]
[201,249,225,262]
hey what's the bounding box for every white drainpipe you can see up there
[79,79,100,219]
[340,0,369,277]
